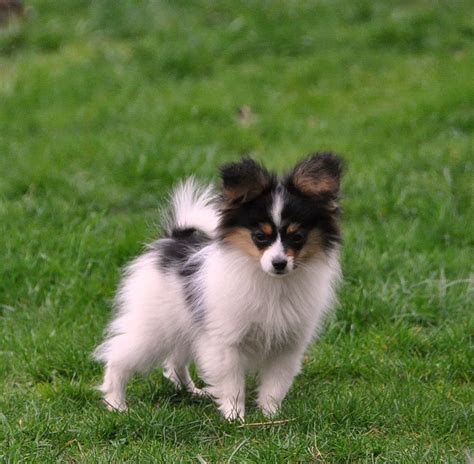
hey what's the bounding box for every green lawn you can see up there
[1,1,473,462]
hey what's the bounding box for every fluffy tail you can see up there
[163,177,219,239]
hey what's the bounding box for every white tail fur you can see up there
[163,177,219,238]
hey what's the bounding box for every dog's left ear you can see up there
[220,158,273,204]
[288,152,343,199]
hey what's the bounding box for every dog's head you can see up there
[218,153,343,276]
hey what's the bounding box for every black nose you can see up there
[272,259,287,272]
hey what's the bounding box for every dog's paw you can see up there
[258,398,281,418]
[219,402,245,422]
[103,396,127,412]
[189,386,212,398]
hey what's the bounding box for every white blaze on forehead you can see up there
[271,186,284,227]
[268,236,285,260]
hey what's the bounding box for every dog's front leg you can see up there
[196,341,245,421]
[257,348,304,417]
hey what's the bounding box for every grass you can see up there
[0,0,473,461]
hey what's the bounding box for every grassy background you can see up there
[1,0,473,462]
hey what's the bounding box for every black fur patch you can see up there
[220,158,276,204]
[171,227,198,239]
[155,231,209,273]
[219,188,275,232]
[154,231,210,322]
[280,189,341,250]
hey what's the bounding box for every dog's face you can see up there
[218,154,343,276]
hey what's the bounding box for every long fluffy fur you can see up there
[161,177,218,238]
[93,158,342,420]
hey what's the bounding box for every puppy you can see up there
[93,153,343,420]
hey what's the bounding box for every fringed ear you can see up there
[220,158,274,204]
[288,152,343,199]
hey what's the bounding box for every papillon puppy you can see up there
[93,153,343,420]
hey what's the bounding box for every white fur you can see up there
[271,188,284,226]
[162,177,218,238]
[260,236,295,275]
[93,179,341,420]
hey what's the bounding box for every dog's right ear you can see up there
[220,158,273,204]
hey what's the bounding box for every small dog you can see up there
[93,153,343,420]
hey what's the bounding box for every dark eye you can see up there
[253,231,268,243]
[290,232,306,244]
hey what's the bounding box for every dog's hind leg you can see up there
[98,362,132,412]
[95,331,164,411]
[163,348,205,397]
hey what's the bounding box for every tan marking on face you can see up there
[287,223,300,234]
[222,228,264,258]
[286,248,296,258]
[261,223,273,235]
[298,230,324,261]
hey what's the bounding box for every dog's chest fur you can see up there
[239,319,298,358]
[199,245,337,357]
[233,283,310,358]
